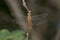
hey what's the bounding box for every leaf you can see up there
[0,29,11,40]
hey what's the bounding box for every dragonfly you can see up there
[22,0,32,40]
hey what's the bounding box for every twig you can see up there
[5,0,28,32]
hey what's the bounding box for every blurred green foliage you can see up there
[0,29,25,40]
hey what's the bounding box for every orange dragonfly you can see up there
[27,11,31,33]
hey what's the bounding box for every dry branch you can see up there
[5,0,28,32]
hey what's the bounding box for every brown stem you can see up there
[5,0,28,32]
